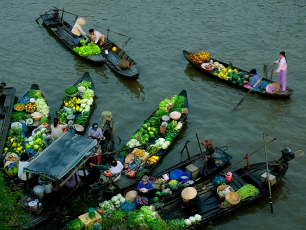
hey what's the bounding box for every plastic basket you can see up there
[169,169,183,180]
[217,184,234,199]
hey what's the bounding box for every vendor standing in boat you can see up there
[244,69,262,89]
[88,29,105,46]
[273,51,287,92]
[50,117,68,140]
[71,17,88,46]
[88,123,106,150]
[181,187,201,214]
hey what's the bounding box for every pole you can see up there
[263,132,274,214]
[94,25,132,40]
[195,133,208,174]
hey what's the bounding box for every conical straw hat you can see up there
[77,17,86,25]
[181,187,197,200]
[266,82,280,94]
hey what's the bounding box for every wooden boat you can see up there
[158,147,299,226]
[150,137,232,204]
[183,50,294,98]
[2,84,51,177]
[0,86,16,157]
[38,7,140,79]
[57,72,95,136]
[21,132,98,228]
[90,90,189,196]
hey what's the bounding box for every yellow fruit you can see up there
[112,47,117,52]
[17,147,22,151]
[34,145,39,150]
[65,102,69,106]
[10,138,14,142]
[12,143,17,148]
[76,106,80,112]
[4,147,8,152]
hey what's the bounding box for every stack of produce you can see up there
[73,39,101,57]
[123,94,186,163]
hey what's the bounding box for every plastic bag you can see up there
[212,176,226,186]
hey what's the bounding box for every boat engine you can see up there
[281,147,295,161]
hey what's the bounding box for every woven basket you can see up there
[217,184,234,199]
[225,192,240,205]
[266,83,280,94]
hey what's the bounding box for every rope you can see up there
[294,150,304,158]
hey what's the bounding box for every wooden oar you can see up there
[263,132,274,214]
[94,25,132,40]
[233,64,274,110]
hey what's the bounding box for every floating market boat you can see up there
[149,136,232,205]
[0,85,16,158]
[90,90,189,196]
[56,72,95,136]
[20,132,98,228]
[2,84,51,178]
[38,7,140,79]
[183,50,294,98]
[158,146,302,227]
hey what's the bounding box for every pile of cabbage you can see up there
[184,214,202,226]
[35,98,50,118]
[153,138,170,150]
[99,193,126,215]
[79,97,94,113]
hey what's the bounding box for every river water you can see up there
[1,0,306,229]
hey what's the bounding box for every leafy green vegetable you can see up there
[28,90,41,99]
[77,80,91,89]
[73,41,101,57]
[11,111,29,122]
[65,86,78,95]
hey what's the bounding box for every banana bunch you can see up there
[197,51,210,61]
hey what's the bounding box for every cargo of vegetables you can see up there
[65,86,78,95]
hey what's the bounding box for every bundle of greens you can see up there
[236,184,259,201]
[65,86,78,95]
[28,90,42,99]
[73,41,101,57]
[77,80,91,89]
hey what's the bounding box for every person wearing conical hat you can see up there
[181,187,201,214]
[71,17,88,46]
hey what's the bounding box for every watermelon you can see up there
[149,134,155,139]
[171,186,179,191]
[152,197,159,203]
[156,191,161,197]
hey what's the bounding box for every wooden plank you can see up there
[231,172,246,187]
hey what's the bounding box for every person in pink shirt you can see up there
[273,51,287,91]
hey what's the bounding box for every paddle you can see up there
[233,64,274,110]
[94,25,132,40]
[263,132,274,214]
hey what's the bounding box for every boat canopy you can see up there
[23,132,97,181]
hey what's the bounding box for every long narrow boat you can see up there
[56,72,95,136]
[91,90,189,196]
[158,147,299,227]
[150,138,232,205]
[0,86,16,157]
[21,132,98,228]
[183,50,293,98]
[2,84,51,178]
[38,7,140,79]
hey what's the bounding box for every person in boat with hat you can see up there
[71,17,89,46]
[181,187,201,214]
[273,51,287,92]
[244,69,262,89]
[88,123,106,150]
[137,175,154,198]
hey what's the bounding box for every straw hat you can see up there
[181,187,197,200]
[101,111,113,121]
[77,17,86,25]
[266,82,280,94]
[73,124,84,132]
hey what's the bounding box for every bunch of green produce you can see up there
[56,108,71,123]
[28,89,42,99]
[11,111,29,122]
[73,41,101,57]
[65,86,78,95]
[236,184,259,201]
[77,80,91,89]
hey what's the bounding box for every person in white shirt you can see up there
[273,51,287,92]
[109,160,123,182]
[71,17,88,46]
[88,29,105,46]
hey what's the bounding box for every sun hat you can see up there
[73,124,84,132]
[181,187,197,200]
[142,175,149,181]
[266,82,280,94]
[77,17,86,25]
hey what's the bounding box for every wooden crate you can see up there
[78,211,102,228]
[261,172,276,186]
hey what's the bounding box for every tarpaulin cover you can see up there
[23,132,97,180]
